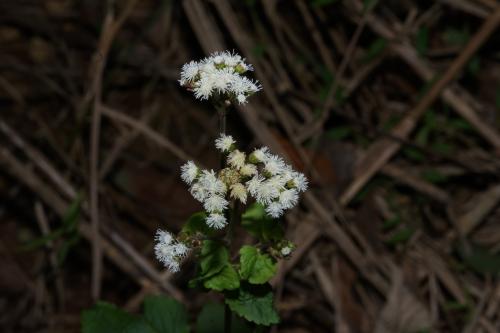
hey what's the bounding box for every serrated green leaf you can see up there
[239,246,277,284]
[204,264,240,291]
[199,240,229,279]
[241,204,284,243]
[143,296,189,333]
[225,283,280,326]
[81,302,156,333]
[196,302,252,333]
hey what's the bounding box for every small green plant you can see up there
[82,295,256,333]
[82,51,308,332]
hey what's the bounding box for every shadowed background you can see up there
[1,0,500,332]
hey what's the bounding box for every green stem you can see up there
[217,104,227,169]
[224,302,232,333]
[216,102,232,333]
[218,105,227,136]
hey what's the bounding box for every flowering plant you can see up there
[153,52,308,330]
[82,51,308,333]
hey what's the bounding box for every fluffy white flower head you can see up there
[179,61,199,85]
[281,246,293,256]
[179,133,308,225]
[206,213,227,229]
[255,180,280,205]
[279,189,299,209]
[250,147,269,163]
[179,51,260,104]
[264,155,286,176]
[181,161,199,185]
[154,230,190,273]
[246,174,264,196]
[203,195,229,213]
[240,164,257,177]
[266,202,284,218]
[230,183,247,204]
[199,170,226,195]
[215,134,235,153]
[292,172,309,193]
[228,150,246,170]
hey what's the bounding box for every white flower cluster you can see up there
[154,230,190,272]
[179,51,261,104]
[180,134,308,228]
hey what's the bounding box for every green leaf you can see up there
[416,27,429,56]
[204,264,240,291]
[21,194,82,252]
[424,109,436,126]
[381,114,401,132]
[402,147,425,162]
[415,125,431,146]
[57,232,80,265]
[431,142,453,155]
[196,302,252,333]
[311,0,340,7]
[143,296,189,333]
[20,228,65,251]
[458,244,500,275]
[449,118,472,131]
[385,228,414,246]
[382,216,401,231]
[421,169,448,184]
[193,241,240,291]
[325,126,352,141]
[63,193,82,232]
[251,43,266,58]
[361,38,387,63]
[82,302,156,333]
[241,204,284,243]
[239,246,277,284]
[363,0,377,12]
[443,27,470,46]
[199,240,229,279]
[444,301,470,312]
[467,56,481,76]
[225,283,280,326]
[182,212,213,237]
